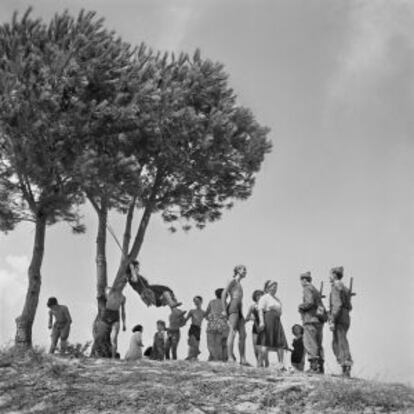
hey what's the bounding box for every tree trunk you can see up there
[112,170,163,292]
[90,201,112,357]
[96,207,108,314]
[111,202,153,293]
[15,214,47,348]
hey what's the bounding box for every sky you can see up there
[0,0,413,384]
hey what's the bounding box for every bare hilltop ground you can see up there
[1,348,413,414]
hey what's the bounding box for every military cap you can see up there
[300,271,312,281]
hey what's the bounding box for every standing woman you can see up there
[258,280,288,369]
[205,288,228,361]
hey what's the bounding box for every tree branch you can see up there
[121,194,137,259]
[86,191,101,214]
[112,167,164,291]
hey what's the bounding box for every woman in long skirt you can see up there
[258,280,288,369]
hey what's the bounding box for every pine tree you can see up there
[110,49,272,291]
[0,9,88,346]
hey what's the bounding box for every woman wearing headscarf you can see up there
[257,280,288,369]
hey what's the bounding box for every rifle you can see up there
[349,277,356,297]
[317,281,329,323]
[319,281,326,299]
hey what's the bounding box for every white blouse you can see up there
[258,293,282,315]
[125,332,143,361]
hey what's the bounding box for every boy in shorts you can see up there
[185,296,205,361]
[47,297,72,354]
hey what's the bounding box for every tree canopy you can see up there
[0,8,272,349]
[111,49,272,289]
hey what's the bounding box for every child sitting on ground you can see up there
[185,296,205,361]
[151,320,167,361]
[125,324,144,361]
[290,324,305,371]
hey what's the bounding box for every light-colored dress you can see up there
[257,293,288,349]
[125,332,143,361]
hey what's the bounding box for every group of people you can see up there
[47,263,354,377]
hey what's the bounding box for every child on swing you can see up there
[127,260,181,308]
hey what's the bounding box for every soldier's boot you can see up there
[342,365,351,378]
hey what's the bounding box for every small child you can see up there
[143,346,152,358]
[245,290,264,367]
[290,324,305,371]
[185,296,205,361]
[47,297,72,354]
[165,306,186,360]
[125,324,144,361]
[151,320,167,361]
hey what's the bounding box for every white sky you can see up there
[0,0,413,384]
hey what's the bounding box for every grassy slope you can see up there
[0,349,413,414]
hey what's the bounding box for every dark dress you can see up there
[252,307,260,335]
[258,310,288,349]
[291,337,305,364]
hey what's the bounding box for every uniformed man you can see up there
[329,266,353,377]
[298,272,325,373]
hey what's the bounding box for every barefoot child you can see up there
[47,297,72,354]
[246,290,264,367]
[185,296,205,361]
[151,320,167,361]
[166,306,186,360]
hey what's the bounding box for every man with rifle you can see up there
[329,266,354,378]
[298,271,327,374]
